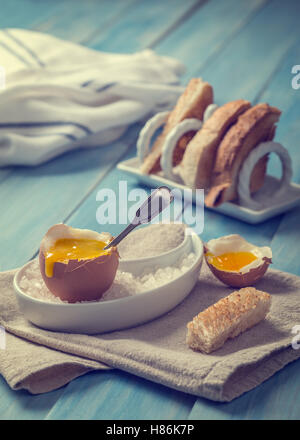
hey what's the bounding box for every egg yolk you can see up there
[206,251,257,272]
[44,238,110,277]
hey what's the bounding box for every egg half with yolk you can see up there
[39,223,119,303]
[204,234,272,287]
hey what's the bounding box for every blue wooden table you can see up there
[1,0,300,420]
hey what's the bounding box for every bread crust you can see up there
[205,103,281,207]
[179,100,251,189]
[186,287,271,353]
[141,78,213,174]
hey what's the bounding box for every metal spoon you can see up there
[104,186,174,250]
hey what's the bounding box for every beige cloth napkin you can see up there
[1,260,300,401]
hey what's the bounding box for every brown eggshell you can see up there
[205,256,272,288]
[39,249,119,303]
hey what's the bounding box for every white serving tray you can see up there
[117,157,300,224]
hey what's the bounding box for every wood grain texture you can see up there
[198,0,300,103]
[0,126,140,272]
[35,0,139,44]
[0,0,80,419]
[0,0,199,271]
[180,0,300,419]
[156,0,300,251]
[48,17,300,419]
[64,144,186,235]
[88,0,199,52]
[0,376,65,420]
[45,370,195,420]
[0,0,65,29]
[157,0,268,81]
[0,0,201,421]
[254,41,300,276]
[1,0,300,421]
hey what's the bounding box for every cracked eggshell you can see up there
[204,234,272,288]
[39,224,119,303]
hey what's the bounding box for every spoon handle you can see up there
[104,223,138,249]
[104,186,173,250]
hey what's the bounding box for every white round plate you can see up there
[13,228,203,334]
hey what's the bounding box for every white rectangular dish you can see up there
[117,157,300,224]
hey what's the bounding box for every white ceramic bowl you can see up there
[117,224,193,275]
[13,228,203,334]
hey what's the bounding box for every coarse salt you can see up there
[19,253,196,304]
[118,223,186,259]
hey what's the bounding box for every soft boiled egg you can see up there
[39,224,119,303]
[204,234,272,287]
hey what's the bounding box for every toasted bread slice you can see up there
[186,287,271,354]
[179,100,251,189]
[141,78,213,174]
[205,103,281,207]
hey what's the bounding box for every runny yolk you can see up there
[206,251,257,272]
[44,238,110,277]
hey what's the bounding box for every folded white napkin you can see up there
[0,29,185,166]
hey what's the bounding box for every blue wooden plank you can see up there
[184,36,300,275]
[257,41,300,276]
[183,14,300,419]
[154,0,300,248]
[255,41,300,182]
[183,201,283,245]
[45,370,195,420]
[0,169,12,185]
[66,145,184,234]
[38,0,300,421]
[0,0,159,421]
[156,0,268,80]
[1,0,300,422]
[35,0,138,44]
[269,206,300,275]
[137,0,300,420]
[0,376,65,420]
[3,0,296,272]
[0,124,140,271]
[155,0,300,282]
[88,0,198,53]
[197,0,300,102]
[0,0,87,420]
[0,0,199,271]
[0,0,94,420]
[0,0,202,421]
[0,0,65,29]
